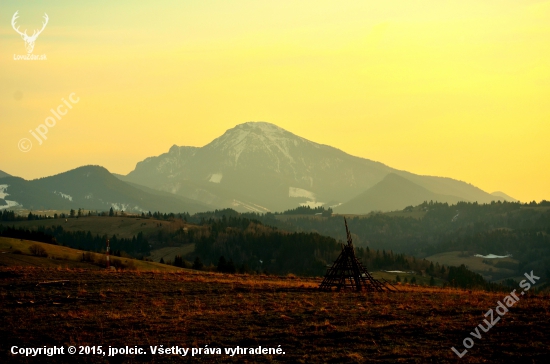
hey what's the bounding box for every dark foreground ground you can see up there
[1,267,549,363]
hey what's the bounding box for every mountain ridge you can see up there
[335,173,465,213]
[2,122,516,214]
[0,165,209,213]
[123,121,505,213]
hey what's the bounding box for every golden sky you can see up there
[1,0,549,202]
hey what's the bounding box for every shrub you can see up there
[174,255,187,268]
[192,256,203,270]
[29,244,48,257]
[81,252,94,262]
[217,256,236,273]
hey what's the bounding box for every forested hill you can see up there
[2,202,548,288]
[0,212,492,288]
[233,201,550,279]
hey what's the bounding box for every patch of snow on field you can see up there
[474,254,512,259]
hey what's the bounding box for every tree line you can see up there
[0,224,149,255]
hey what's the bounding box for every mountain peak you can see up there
[204,122,308,166]
[220,121,300,142]
[124,121,498,213]
[235,121,287,132]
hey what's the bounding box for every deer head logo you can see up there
[11,11,49,54]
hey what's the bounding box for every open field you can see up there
[426,251,518,281]
[1,266,549,363]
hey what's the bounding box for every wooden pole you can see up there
[106,238,110,269]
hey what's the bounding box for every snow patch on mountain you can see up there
[110,203,145,212]
[0,185,9,199]
[289,187,316,199]
[206,122,309,167]
[0,185,20,210]
[0,200,20,210]
[231,199,270,213]
[249,202,270,212]
[54,191,73,201]
[209,173,223,183]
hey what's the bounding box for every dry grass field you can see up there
[0,237,182,272]
[1,265,549,363]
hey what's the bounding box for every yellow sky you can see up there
[1,0,549,202]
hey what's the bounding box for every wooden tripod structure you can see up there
[319,218,395,292]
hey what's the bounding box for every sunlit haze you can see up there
[1,0,549,202]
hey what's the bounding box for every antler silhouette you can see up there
[11,11,49,53]
[11,11,26,37]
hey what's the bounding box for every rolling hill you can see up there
[334,173,465,213]
[0,165,209,214]
[491,191,518,202]
[0,236,181,271]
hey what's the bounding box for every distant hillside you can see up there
[0,170,11,179]
[1,213,461,282]
[491,191,518,202]
[118,176,266,213]
[0,165,210,214]
[335,173,465,213]
[238,200,550,282]
[0,176,67,210]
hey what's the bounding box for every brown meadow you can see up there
[1,267,549,363]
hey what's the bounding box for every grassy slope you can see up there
[0,237,183,272]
